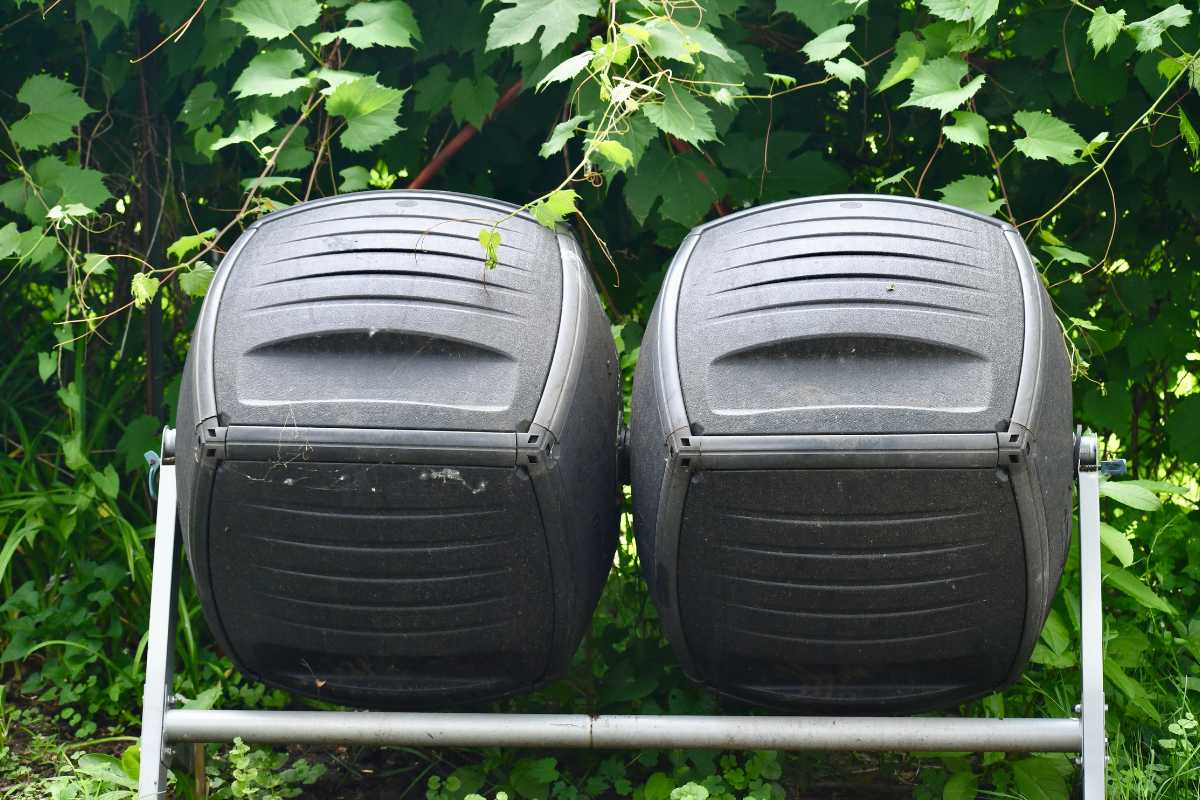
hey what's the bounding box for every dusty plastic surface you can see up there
[631,195,1073,712]
[176,190,620,708]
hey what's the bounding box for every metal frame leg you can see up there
[1078,435,1107,799]
[138,460,181,799]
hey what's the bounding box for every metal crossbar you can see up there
[138,433,1108,799]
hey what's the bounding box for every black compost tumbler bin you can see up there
[631,195,1073,713]
[176,190,620,708]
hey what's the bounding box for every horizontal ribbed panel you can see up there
[208,460,554,708]
[677,468,1026,712]
[212,193,563,431]
[675,197,1025,435]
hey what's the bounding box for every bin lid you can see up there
[674,196,1026,436]
[202,191,564,433]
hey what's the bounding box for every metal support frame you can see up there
[139,432,1109,799]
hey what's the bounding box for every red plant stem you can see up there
[408,80,524,190]
[669,137,730,217]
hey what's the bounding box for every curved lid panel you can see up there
[209,191,562,432]
[675,196,1025,435]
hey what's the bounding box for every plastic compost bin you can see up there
[631,195,1073,713]
[175,190,620,708]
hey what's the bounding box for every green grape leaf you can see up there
[1081,130,1109,158]
[1087,7,1125,55]
[325,76,407,152]
[36,159,112,214]
[37,351,57,383]
[1100,478,1161,511]
[529,189,578,228]
[923,0,998,29]
[210,110,275,151]
[232,49,309,98]
[824,58,865,86]
[937,174,1003,215]
[641,88,716,146]
[775,0,855,34]
[1126,4,1191,53]
[338,165,371,192]
[876,32,925,93]
[642,17,734,65]
[131,272,160,310]
[478,228,501,269]
[412,64,454,114]
[876,166,914,189]
[449,76,499,129]
[536,52,593,91]
[1181,110,1200,164]
[539,114,591,158]
[592,139,634,168]
[179,263,215,297]
[801,23,855,62]
[167,228,217,262]
[624,145,727,227]
[1013,111,1087,165]
[485,0,594,58]
[900,57,986,116]
[943,110,989,148]
[312,0,421,49]
[1099,523,1134,568]
[178,82,222,133]
[9,75,96,150]
[82,253,111,276]
[1102,563,1178,615]
[0,222,18,260]
[228,0,321,40]
[1042,244,1090,265]
[316,68,372,91]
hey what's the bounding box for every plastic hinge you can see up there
[517,424,556,472]
[668,430,701,471]
[997,425,1031,466]
[197,418,227,464]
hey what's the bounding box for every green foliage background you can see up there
[1,0,1200,798]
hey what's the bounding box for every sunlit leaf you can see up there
[312,1,421,49]
[485,0,595,57]
[1100,479,1161,511]
[923,0,998,30]
[1013,111,1087,165]
[824,58,865,86]
[529,189,579,228]
[937,174,1003,215]
[228,0,321,40]
[231,49,308,98]
[539,114,591,158]
[801,24,855,62]
[943,110,989,148]
[900,57,986,116]
[876,32,925,93]
[641,88,716,146]
[1087,7,1125,55]
[1102,563,1177,615]
[325,76,407,152]
[1099,522,1134,567]
[1126,4,1191,53]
